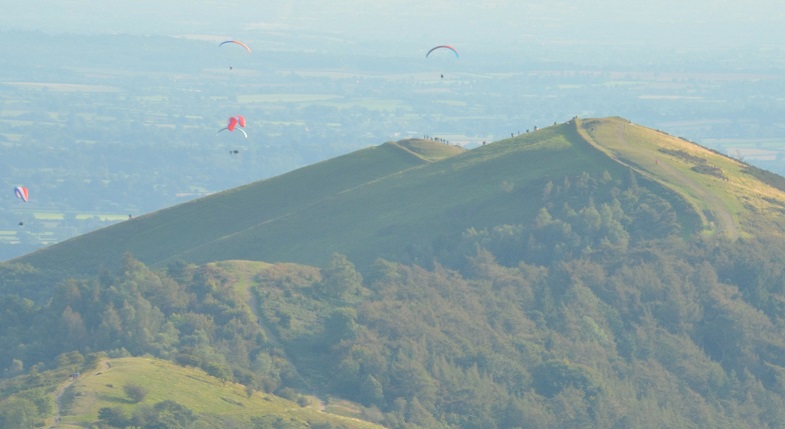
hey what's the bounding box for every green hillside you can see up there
[6,116,785,428]
[578,117,785,238]
[71,357,385,429]
[13,117,785,276]
[1,355,384,428]
[12,139,457,275]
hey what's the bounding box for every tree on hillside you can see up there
[124,383,148,403]
[0,397,39,429]
[316,253,363,300]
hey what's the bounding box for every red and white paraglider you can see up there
[219,40,251,54]
[14,186,29,202]
[218,115,248,138]
[14,186,28,226]
[426,45,459,78]
[426,45,459,58]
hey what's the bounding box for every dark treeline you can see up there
[3,170,785,427]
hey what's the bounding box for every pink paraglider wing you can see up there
[227,116,238,131]
[219,40,251,54]
[426,45,459,58]
[237,116,246,128]
[14,186,29,202]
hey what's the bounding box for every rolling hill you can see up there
[15,117,785,276]
[7,117,785,428]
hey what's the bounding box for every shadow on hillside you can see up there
[95,392,137,405]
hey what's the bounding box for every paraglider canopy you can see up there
[219,40,251,54]
[227,116,239,131]
[14,186,29,202]
[426,45,459,58]
[224,115,246,131]
[218,116,248,138]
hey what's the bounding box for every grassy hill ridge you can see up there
[13,117,785,275]
[11,140,447,275]
[577,117,785,237]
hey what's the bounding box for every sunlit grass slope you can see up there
[579,117,785,238]
[172,121,630,269]
[14,140,451,274]
[61,357,383,428]
[15,117,785,275]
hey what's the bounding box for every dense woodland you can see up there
[3,170,785,428]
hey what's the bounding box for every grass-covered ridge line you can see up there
[14,117,785,276]
[170,121,621,269]
[12,140,440,274]
[577,117,785,238]
[742,164,785,194]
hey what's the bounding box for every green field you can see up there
[21,211,130,222]
[236,93,406,111]
[2,82,122,93]
[237,93,341,103]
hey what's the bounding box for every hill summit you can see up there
[13,117,785,275]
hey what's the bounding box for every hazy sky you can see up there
[3,0,784,54]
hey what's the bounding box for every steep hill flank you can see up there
[168,120,657,269]
[12,140,451,275]
[578,117,785,238]
[13,117,785,275]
